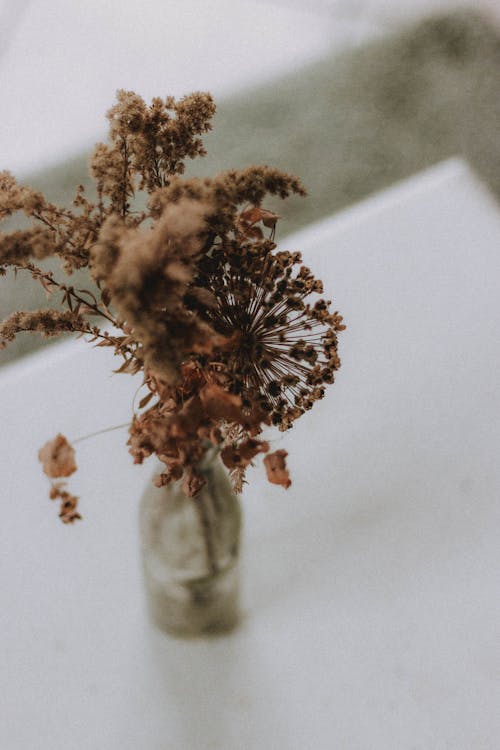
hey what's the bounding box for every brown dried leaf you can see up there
[239,206,263,225]
[263,449,291,489]
[49,482,81,523]
[49,481,66,499]
[260,208,280,229]
[199,383,242,422]
[229,466,247,494]
[239,205,279,229]
[78,304,100,316]
[113,358,139,374]
[39,275,55,298]
[221,438,269,469]
[182,469,206,497]
[138,391,154,409]
[59,493,81,523]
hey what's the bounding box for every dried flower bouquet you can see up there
[0,91,344,522]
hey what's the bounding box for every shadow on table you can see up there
[142,622,290,748]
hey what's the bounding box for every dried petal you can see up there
[199,384,243,422]
[221,438,269,469]
[263,449,291,489]
[48,482,81,523]
[182,469,206,497]
[59,494,82,524]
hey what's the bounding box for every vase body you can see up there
[139,452,242,637]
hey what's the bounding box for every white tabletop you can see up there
[1,158,499,749]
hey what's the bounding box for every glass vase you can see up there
[139,449,242,637]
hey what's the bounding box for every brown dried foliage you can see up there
[38,434,77,478]
[49,482,81,524]
[0,90,344,521]
[264,449,291,489]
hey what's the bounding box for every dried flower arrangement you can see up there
[0,91,344,523]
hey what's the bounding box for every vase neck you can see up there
[197,444,221,474]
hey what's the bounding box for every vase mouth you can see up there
[197,443,221,473]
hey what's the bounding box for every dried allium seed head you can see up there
[195,236,344,432]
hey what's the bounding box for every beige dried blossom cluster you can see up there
[1,90,344,521]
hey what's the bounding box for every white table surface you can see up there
[1,158,499,749]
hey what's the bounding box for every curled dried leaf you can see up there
[263,449,291,489]
[221,438,269,470]
[138,391,154,410]
[49,482,81,523]
[239,205,279,231]
[229,466,247,494]
[59,493,81,524]
[199,384,243,422]
[182,469,206,497]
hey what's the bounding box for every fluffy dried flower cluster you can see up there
[1,90,344,521]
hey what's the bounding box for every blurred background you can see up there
[1,0,500,364]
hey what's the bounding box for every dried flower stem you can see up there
[72,422,131,445]
[12,263,117,325]
[194,493,219,576]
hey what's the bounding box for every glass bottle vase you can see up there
[139,450,242,637]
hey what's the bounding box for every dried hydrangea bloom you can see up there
[38,434,77,478]
[194,234,344,432]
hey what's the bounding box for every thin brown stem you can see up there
[120,138,131,217]
[193,494,218,576]
[72,422,130,445]
[16,263,118,326]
